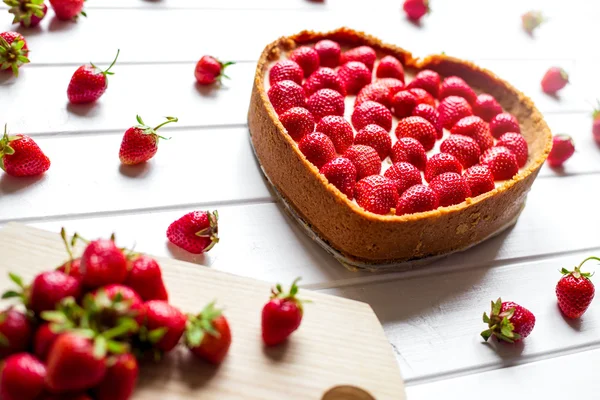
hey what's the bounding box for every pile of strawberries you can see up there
[0,229,307,400]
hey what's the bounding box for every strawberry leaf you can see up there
[93,335,107,359]
[148,327,168,344]
[8,272,24,288]
[1,290,21,300]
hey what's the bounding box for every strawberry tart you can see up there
[248,28,552,270]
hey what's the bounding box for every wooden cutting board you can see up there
[0,223,405,400]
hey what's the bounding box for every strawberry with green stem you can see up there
[0,31,29,76]
[262,278,309,346]
[481,298,536,343]
[4,0,48,28]
[0,124,51,177]
[185,301,231,364]
[556,256,599,319]
[119,115,177,165]
[167,210,219,254]
[49,0,86,21]
[56,227,83,281]
[67,49,120,104]
[194,55,235,85]
[0,307,33,358]
[593,100,600,145]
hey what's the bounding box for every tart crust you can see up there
[248,27,552,266]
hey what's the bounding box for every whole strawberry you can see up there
[343,144,381,179]
[377,77,405,95]
[480,146,519,181]
[56,227,83,282]
[289,46,319,78]
[541,67,569,95]
[11,270,81,314]
[93,284,145,326]
[396,184,439,215]
[522,10,545,35]
[451,115,494,151]
[556,257,599,319]
[407,69,440,98]
[440,134,481,168]
[355,82,392,109]
[279,107,315,142]
[5,0,48,28]
[80,237,129,288]
[341,46,376,71]
[124,254,169,301]
[67,50,120,104]
[303,67,346,97]
[409,87,435,107]
[391,90,418,119]
[314,39,341,68]
[0,31,29,76]
[497,132,528,167]
[355,124,392,160]
[316,115,353,154]
[355,175,399,215]
[594,104,600,145]
[0,353,46,400]
[33,323,60,361]
[439,76,477,105]
[481,298,535,343]
[166,210,219,254]
[489,112,521,139]
[429,172,470,207]
[438,95,473,130]
[383,162,422,196]
[141,300,187,353]
[352,101,393,132]
[0,307,33,358]
[119,115,177,165]
[194,55,234,85]
[306,88,345,121]
[425,152,463,182]
[395,116,437,151]
[49,0,85,20]
[268,60,303,86]
[94,353,139,400]
[547,134,575,168]
[375,55,405,82]
[391,137,427,170]
[185,302,231,364]
[267,80,306,115]
[262,278,307,346]
[403,0,429,22]
[473,94,503,122]
[298,131,336,169]
[413,104,442,138]
[463,165,495,197]
[0,125,50,177]
[338,61,371,94]
[320,157,357,200]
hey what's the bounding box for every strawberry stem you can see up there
[103,49,120,76]
[153,116,178,131]
[60,227,75,275]
[579,256,600,269]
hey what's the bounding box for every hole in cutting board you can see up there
[322,386,376,400]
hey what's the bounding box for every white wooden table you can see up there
[1,0,599,397]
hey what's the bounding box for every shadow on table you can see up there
[67,102,101,117]
[119,163,153,179]
[482,339,525,364]
[49,16,78,33]
[0,174,45,194]
[166,241,209,267]
[16,25,43,37]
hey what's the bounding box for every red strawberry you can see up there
[0,353,46,400]
[34,323,59,361]
[480,146,519,180]
[79,238,128,289]
[279,107,315,142]
[451,115,494,151]
[497,132,528,167]
[438,95,473,130]
[268,60,303,86]
[547,134,575,168]
[407,69,440,98]
[391,137,427,170]
[338,61,371,94]
[341,46,376,71]
[541,66,569,95]
[355,175,399,215]
[185,302,231,364]
[289,46,319,78]
[166,210,219,254]
[355,82,392,109]
[473,94,502,122]
[409,88,435,107]
[351,101,393,132]
[403,0,429,21]
[355,124,392,160]
[118,115,176,165]
[429,172,471,206]
[45,333,107,392]
[314,39,341,68]
[29,271,81,314]
[0,31,29,76]
[267,80,306,115]
[343,145,381,179]
[142,300,187,352]
[49,0,85,20]
[481,298,535,343]
[594,104,600,145]
[306,88,345,121]
[396,184,439,215]
[316,115,353,153]
[320,157,357,199]
[383,162,422,196]
[124,255,168,302]
[375,55,405,82]
[94,353,138,400]
[556,257,599,319]
[262,278,306,346]
[95,284,145,325]
[56,228,83,282]
[439,76,477,105]
[395,116,436,151]
[425,153,462,182]
[5,0,48,28]
[391,90,418,119]
[440,135,481,168]
[412,103,442,138]
[489,112,520,139]
[303,67,346,97]
[42,394,91,400]
[463,165,495,197]
[298,132,336,168]
[522,10,545,35]
[0,307,33,358]
[67,50,120,104]
[377,77,405,95]
[0,128,50,177]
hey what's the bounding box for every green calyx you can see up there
[59,227,77,275]
[0,125,18,171]
[185,301,222,347]
[90,49,120,90]
[1,272,28,306]
[4,0,45,27]
[481,298,521,343]
[217,60,235,82]
[133,115,178,141]
[270,277,309,314]
[195,210,219,252]
[592,100,600,121]
[559,68,570,83]
[0,35,30,77]
[522,10,545,34]
[562,256,600,280]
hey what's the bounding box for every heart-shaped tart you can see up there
[248,28,552,270]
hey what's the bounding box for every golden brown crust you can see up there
[248,27,552,265]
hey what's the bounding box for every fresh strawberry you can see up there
[429,172,471,206]
[594,104,600,145]
[118,115,177,165]
[376,77,405,95]
[166,210,219,254]
[56,228,83,282]
[409,88,435,107]
[67,50,120,104]
[395,116,437,151]
[185,302,231,364]
[375,55,405,82]
[262,278,306,346]
[306,88,345,120]
[94,353,139,400]
[303,67,346,96]
[0,307,33,358]
[298,131,336,168]
[80,237,129,288]
[0,353,46,400]
[289,46,319,78]
[268,60,303,86]
[489,112,520,139]
[0,127,50,177]
[497,132,528,167]
[425,153,462,182]
[316,115,353,153]
[0,31,29,76]
[355,175,399,215]
[412,103,442,138]
[351,100,393,132]
[343,145,381,179]
[556,256,599,319]
[541,67,569,95]
[279,107,315,142]
[451,115,494,151]
[440,134,481,168]
[34,323,60,361]
[355,124,392,160]
[383,162,422,196]
[5,0,47,28]
[438,95,473,130]
[407,69,440,98]
[521,10,545,35]
[439,76,477,105]
[49,0,85,20]
[481,298,535,343]
[338,61,371,94]
[391,137,427,170]
[320,157,357,199]
[94,284,145,326]
[341,46,376,71]
[480,146,519,180]
[28,271,81,314]
[314,39,341,68]
[267,80,306,115]
[142,300,187,352]
[473,94,502,122]
[355,82,392,109]
[403,0,429,22]
[124,254,168,302]
[463,165,495,197]
[391,90,418,119]
[396,184,439,215]
[547,134,575,168]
